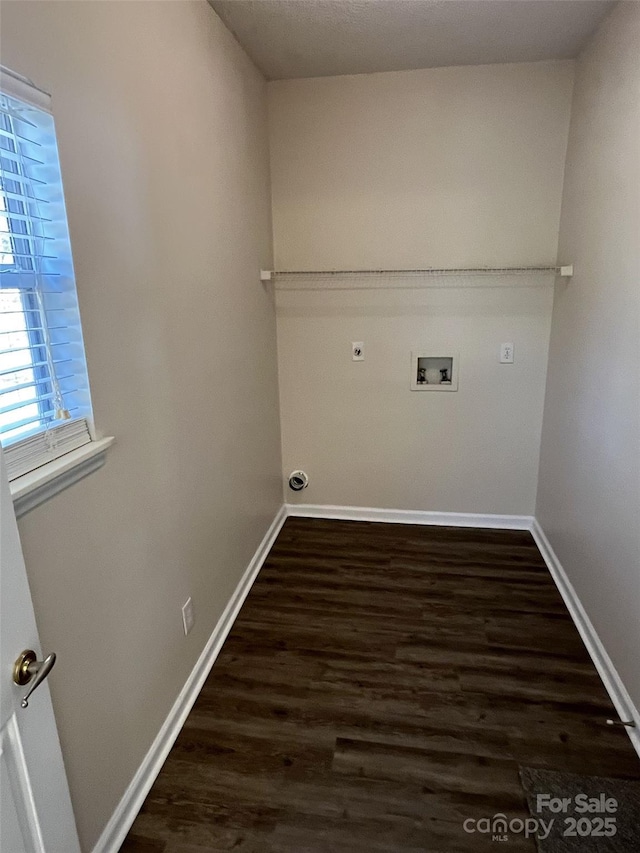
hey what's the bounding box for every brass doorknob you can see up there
[13,649,57,708]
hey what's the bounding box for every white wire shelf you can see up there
[261,266,573,290]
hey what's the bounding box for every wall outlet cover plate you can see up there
[500,343,515,363]
[352,342,364,361]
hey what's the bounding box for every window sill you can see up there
[10,436,115,518]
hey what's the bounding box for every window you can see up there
[0,67,94,481]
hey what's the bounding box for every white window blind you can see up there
[0,67,93,480]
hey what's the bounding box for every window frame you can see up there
[0,65,113,509]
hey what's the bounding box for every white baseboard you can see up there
[286,503,533,530]
[92,504,287,853]
[531,519,640,758]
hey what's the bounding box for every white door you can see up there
[0,450,80,853]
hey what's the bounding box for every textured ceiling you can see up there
[209,0,614,80]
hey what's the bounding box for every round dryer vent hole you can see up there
[288,470,309,491]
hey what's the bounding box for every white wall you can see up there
[536,3,640,713]
[269,62,574,270]
[270,62,574,513]
[0,1,282,849]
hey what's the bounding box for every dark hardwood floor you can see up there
[120,518,639,852]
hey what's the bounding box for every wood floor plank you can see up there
[120,518,639,852]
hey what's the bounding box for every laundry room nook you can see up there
[0,2,638,852]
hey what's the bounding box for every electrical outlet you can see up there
[500,343,514,364]
[182,597,195,636]
[352,341,364,361]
